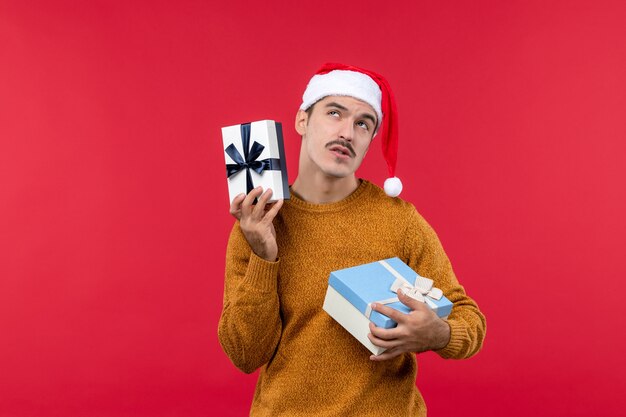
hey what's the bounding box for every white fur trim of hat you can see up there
[299,69,383,129]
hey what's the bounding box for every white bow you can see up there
[364,260,443,319]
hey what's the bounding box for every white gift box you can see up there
[221,120,290,203]
[323,285,387,355]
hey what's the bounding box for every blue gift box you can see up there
[327,257,453,329]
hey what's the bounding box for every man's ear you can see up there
[295,109,308,136]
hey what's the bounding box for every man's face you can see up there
[295,95,377,179]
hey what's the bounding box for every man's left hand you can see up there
[367,288,451,361]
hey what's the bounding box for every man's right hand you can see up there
[229,186,284,262]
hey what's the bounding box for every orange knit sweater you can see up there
[218,180,486,416]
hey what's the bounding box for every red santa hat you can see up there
[300,62,402,197]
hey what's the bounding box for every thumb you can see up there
[397,288,428,311]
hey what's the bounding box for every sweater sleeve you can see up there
[402,208,486,360]
[217,222,283,373]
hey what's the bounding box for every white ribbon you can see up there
[364,260,444,319]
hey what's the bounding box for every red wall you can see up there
[1,1,625,416]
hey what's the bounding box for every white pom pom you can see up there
[384,177,403,197]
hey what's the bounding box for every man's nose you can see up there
[338,119,354,142]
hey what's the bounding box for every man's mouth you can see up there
[326,140,356,158]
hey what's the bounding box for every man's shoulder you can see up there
[361,180,418,214]
[360,179,436,233]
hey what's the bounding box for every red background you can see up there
[1,1,625,416]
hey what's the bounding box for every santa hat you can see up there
[300,62,402,197]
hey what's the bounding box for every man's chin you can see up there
[322,170,353,179]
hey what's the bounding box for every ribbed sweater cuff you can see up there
[434,319,467,359]
[242,251,280,293]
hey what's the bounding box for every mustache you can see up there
[325,140,356,157]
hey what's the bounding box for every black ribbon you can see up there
[225,123,282,194]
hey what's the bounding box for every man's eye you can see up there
[328,110,340,117]
[356,121,370,131]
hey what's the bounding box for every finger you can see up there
[264,198,284,221]
[370,302,406,323]
[368,321,402,341]
[397,288,429,312]
[241,186,264,216]
[370,347,404,362]
[229,193,246,219]
[367,331,403,349]
[252,188,273,217]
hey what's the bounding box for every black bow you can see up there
[225,123,281,194]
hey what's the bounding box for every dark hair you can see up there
[305,102,316,119]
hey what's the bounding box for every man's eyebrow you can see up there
[324,102,349,111]
[325,101,377,126]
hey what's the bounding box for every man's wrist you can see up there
[254,249,278,262]
[432,319,451,351]
[250,249,279,264]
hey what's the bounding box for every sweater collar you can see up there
[286,179,371,212]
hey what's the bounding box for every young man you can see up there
[218,63,486,416]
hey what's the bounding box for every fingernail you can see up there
[398,288,404,295]
[371,303,378,309]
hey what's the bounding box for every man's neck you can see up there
[291,173,360,204]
